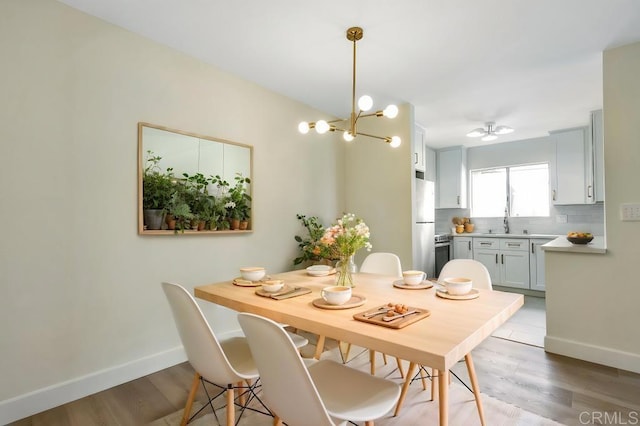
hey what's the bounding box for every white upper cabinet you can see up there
[414,125,426,172]
[590,109,605,203]
[552,113,604,205]
[552,127,588,205]
[436,146,467,208]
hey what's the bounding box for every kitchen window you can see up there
[470,163,549,217]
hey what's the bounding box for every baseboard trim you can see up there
[0,346,187,425]
[545,335,640,374]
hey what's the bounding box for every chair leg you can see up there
[180,372,201,426]
[226,384,235,426]
[314,335,326,360]
[419,366,427,390]
[396,358,405,378]
[369,350,376,375]
[465,353,486,426]
[365,421,374,426]
[394,362,417,416]
[342,342,352,363]
[382,352,388,365]
[237,381,246,406]
[273,415,283,426]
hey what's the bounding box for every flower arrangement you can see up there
[320,213,372,286]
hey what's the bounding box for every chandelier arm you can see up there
[359,111,383,118]
[355,131,392,142]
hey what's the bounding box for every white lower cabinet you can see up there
[453,237,473,259]
[529,238,553,291]
[473,238,530,289]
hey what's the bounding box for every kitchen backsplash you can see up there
[435,204,605,236]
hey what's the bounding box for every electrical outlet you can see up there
[556,215,568,223]
[620,203,640,221]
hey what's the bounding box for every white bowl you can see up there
[261,279,284,293]
[240,267,266,281]
[306,264,333,277]
[443,277,473,295]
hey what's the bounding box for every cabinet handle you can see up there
[457,195,460,205]
[531,242,534,254]
[481,242,492,246]
[495,253,498,264]
[501,254,504,264]
[507,243,519,247]
[587,185,593,198]
[552,189,556,201]
[468,241,471,250]
[414,153,418,165]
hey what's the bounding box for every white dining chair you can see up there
[394,259,492,425]
[238,312,401,426]
[161,282,270,426]
[344,252,405,377]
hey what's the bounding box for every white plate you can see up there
[306,265,334,277]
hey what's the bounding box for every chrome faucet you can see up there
[503,208,510,234]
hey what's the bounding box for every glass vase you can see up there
[335,254,357,287]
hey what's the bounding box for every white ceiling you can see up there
[58,0,640,149]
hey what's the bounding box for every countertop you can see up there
[541,236,607,254]
[452,233,561,239]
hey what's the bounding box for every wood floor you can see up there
[10,302,640,426]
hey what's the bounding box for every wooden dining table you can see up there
[194,269,524,426]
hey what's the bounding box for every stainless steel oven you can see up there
[434,234,453,278]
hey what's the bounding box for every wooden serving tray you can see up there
[353,306,431,329]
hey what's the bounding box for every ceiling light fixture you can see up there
[466,122,514,142]
[298,27,401,148]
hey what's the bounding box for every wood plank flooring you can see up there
[10,298,640,425]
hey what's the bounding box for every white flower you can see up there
[225,201,236,209]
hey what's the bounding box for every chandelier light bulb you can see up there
[382,104,399,119]
[315,120,330,134]
[298,121,310,134]
[343,131,355,142]
[358,95,373,112]
[389,136,401,148]
[481,134,498,142]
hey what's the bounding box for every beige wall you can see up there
[0,0,349,420]
[545,41,640,373]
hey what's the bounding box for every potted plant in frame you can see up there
[142,150,175,230]
[227,173,251,230]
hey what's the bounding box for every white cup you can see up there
[443,277,473,295]
[402,270,426,286]
[240,267,266,281]
[321,286,352,305]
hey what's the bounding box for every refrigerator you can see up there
[414,173,436,278]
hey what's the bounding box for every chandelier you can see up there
[298,27,401,148]
[466,122,514,142]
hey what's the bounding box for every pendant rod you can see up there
[350,28,358,136]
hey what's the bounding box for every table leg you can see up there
[465,353,486,426]
[314,335,326,360]
[438,368,449,426]
[393,362,417,416]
